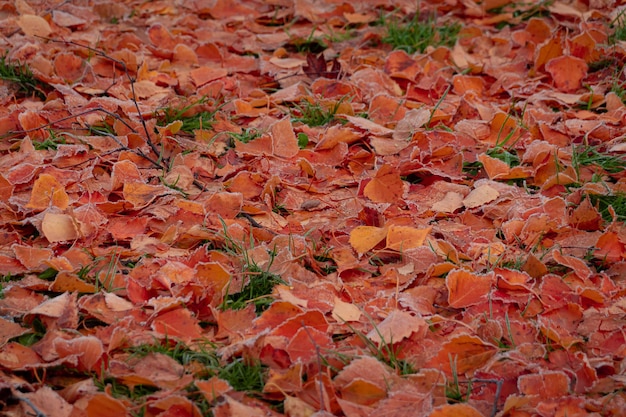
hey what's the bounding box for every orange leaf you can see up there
[50,271,97,293]
[446,269,493,308]
[25,174,70,211]
[53,52,85,82]
[429,334,497,375]
[518,371,570,398]
[195,262,231,292]
[594,231,625,263]
[107,216,149,240]
[111,160,142,190]
[552,250,592,279]
[534,33,563,72]
[429,404,485,417]
[12,244,53,269]
[384,50,421,80]
[545,55,587,93]
[151,308,203,342]
[123,182,167,209]
[485,112,522,147]
[190,66,228,87]
[86,393,129,417]
[0,173,13,200]
[363,164,404,203]
[271,118,299,158]
[349,226,387,255]
[0,317,29,345]
[366,310,427,344]
[54,336,103,372]
[286,327,333,363]
[340,379,387,406]
[385,225,431,251]
[452,75,485,95]
[196,377,232,402]
[0,342,41,369]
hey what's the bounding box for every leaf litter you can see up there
[0,1,625,416]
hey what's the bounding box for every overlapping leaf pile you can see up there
[0,0,625,416]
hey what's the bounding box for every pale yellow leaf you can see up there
[332,297,361,322]
[42,212,79,242]
[17,14,52,37]
[462,184,499,208]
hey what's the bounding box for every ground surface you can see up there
[0,0,625,416]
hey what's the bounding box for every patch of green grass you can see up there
[38,267,58,281]
[486,147,520,167]
[33,130,66,150]
[572,144,626,179]
[76,252,124,292]
[218,358,266,393]
[606,64,626,104]
[87,119,117,136]
[588,192,626,223]
[94,376,159,401]
[227,127,262,144]
[219,223,286,314]
[297,132,309,148]
[512,0,553,21]
[463,160,483,178]
[0,52,47,99]
[324,27,356,44]
[12,317,46,346]
[484,110,525,167]
[223,263,285,313]
[291,99,342,127]
[445,356,471,404]
[588,58,615,73]
[126,338,219,370]
[155,96,220,134]
[380,12,461,54]
[124,339,266,396]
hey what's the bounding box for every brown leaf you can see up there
[303,53,341,80]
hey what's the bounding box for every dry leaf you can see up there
[17,14,52,37]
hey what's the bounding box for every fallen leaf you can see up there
[41,212,79,243]
[545,55,588,92]
[366,310,427,344]
[349,226,387,255]
[462,184,500,208]
[25,174,70,211]
[385,225,431,251]
[518,371,571,398]
[17,14,52,37]
[331,297,361,322]
[363,164,404,203]
[446,269,493,308]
